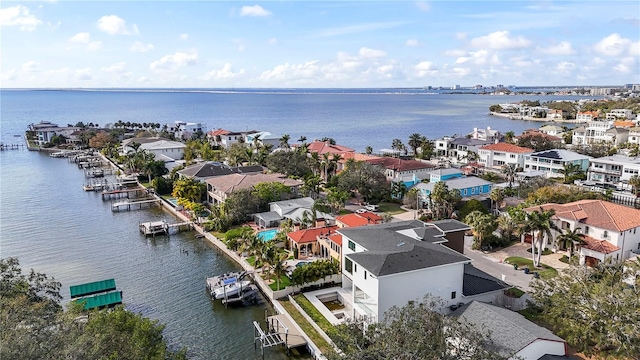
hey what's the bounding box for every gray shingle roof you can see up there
[451,301,565,357]
[430,219,471,233]
[337,220,432,252]
[178,162,235,178]
[462,264,509,296]
[347,243,469,276]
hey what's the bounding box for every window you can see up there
[345,258,353,274]
[348,240,355,251]
[364,271,367,280]
[451,291,456,299]
[603,231,609,239]
[585,226,589,234]
[354,264,357,273]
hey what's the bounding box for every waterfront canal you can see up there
[0,149,301,359]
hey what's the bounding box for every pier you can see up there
[0,143,26,151]
[139,220,193,236]
[112,198,160,212]
[253,314,307,359]
[102,187,148,200]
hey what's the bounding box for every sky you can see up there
[1,1,639,88]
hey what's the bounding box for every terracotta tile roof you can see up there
[339,152,382,163]
[365,157,435,172]
[526,200,640,232]
[327,234,342,246]
[582,235,620,254]
[205,173,302,194]
[306,141,355,155]
[208,129,231,136]
[335,212,383,227]
[578,111,599,117]
[614,120,635,128]
[480,143,533,153]
[287,226,338,244]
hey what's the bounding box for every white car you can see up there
[364,204,379,211]
[355,208,367,214]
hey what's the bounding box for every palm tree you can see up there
[556,227,585,259]
[391,138,404,156]
[408,133,423,157]
[502,163,517,187]
[560,163,582,184]
[365,146,373,155]
[489,188,504,213]
[504,131,515,144]
[266,251,289,291]
[298,135,307,144]
[523,209,560,267]
[464,211,495,250]
[629,175,640,195]
[497,213,517,242]
[279,134,290,149]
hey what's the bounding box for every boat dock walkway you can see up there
[139,220,193,236]
[101,187,148,200]
[253,314,307,358]
[112,198,160,212]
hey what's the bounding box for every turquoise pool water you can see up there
[257,229,278,242]
[168,197,178,206]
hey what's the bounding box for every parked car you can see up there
[355,208,367,214]
[364,204,379,211]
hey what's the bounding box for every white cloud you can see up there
[240,5,272,17]
[593,33,631,56]
[313,21,409,38]
[22,61,39,72]
[614,57,635,73]
[259,61,321,83]
[455,56,470,64]
[75,68,92,81]
[510,56,533,67]
[555,61,575,75]
[150,52,198,72]
[87,41,102,51]
[359,47,387,58]
[452,67,470,77]
[131,41,154,53]
[101,62,127,73]
[540,41,575,55]
[630,41,639,56]
[69,32,90,44]
[267,38,278,45]
[414,61,437,77]
[0,5,42,31]
[405,39,420,47]
[180,33,189,40]
[415,1,431,12]
[202,63,245,80]
[470,31,531,50]
[444,49,467,57]
[97,15,137,35]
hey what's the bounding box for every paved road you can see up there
[463,236,534,292]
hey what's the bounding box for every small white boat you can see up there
[211,280,251,300]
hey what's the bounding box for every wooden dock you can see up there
[253,314,307,358]
[112,198,160,212]
[139,220,169,236]
[102,187,147,201]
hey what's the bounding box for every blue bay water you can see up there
[0,89,591,359]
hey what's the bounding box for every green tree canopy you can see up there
[336,162,389,204]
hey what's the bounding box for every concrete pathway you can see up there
[482,242,570,271]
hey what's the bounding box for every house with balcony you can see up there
[253,197,333,230]
[207,128,259,149]
[606,109,634,120]
[205,172,302,204]
[572,121,614,145]
[28,121,81,146]
[165,120,205,140]
[245,131,281,149]
[523,149,591,178]
[467,126,502,142]
[339,220,508,322]
[414,177,493,203]
[288,225,339,259]
[121,137,186,171]
[434,137,494,164]
[587,155,640,190]
[478,143,533,170]
[526,200,640,266]
[576,111,599,122]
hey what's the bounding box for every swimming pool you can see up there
[168,197,178,206]
[257,229,278,242]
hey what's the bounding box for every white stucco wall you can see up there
[512,339,566,360]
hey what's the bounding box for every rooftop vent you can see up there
[396,242,405,247]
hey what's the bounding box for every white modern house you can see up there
[28,121,81,146]
[606,109,634,120]
[452,301,568,360]
[628,127,640,145]
[523,149,591,178]
[434,137,493,164]
[575,111,599,122]
[166,120,205,140]
[527,200,640,266]
[207,128,259,149]
[339,221,509,323]
[538,125,565,137]
[121,137,186,171]
[587,155,640,190]
[572,121,614,145]
[478,143,533,170]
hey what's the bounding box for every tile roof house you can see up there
[177,162,264,182]
[205,173,302,204]
[452,301,568,360]
[525,200,640,266]
[478,143,533,170]
[365,157,435,180]
[339,220,508,322]
[335,212,383,228]
[305,140,356,156]
[288,225,339,259]
[207,128,259,149]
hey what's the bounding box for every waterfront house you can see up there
[452,301,568,360]
[177,162,264,182]
[538,124,565,137]
[339,220,508,322]
[523,149,591,178]
[205,172,302,204]
[207,128,259,149]
[365,157,435,181]
[245,131,281,149]
[287,225,339,259]
[526,200,640,266]
[571,121,614,145]
[121,137,186,171]
[576,111,600,122]
[515,131,563,146]
[606,109,634,120]
[414,177,493,204]
[587,154,640,190]
[253,197,333,229]
[478,143,533,170]
[28,121,81,146]
[305,140,355,157]
[337,152,382,173]
[467,126,502,142]
[434,137,494,164]
[165,120,205,140]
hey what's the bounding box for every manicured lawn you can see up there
[377,202,406,215]
[504,287,525,298]
[505,256,558,279]
[292,294,337,338]
[246,256,256,267]
[279,299,335,356]
[268,275,290,291]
